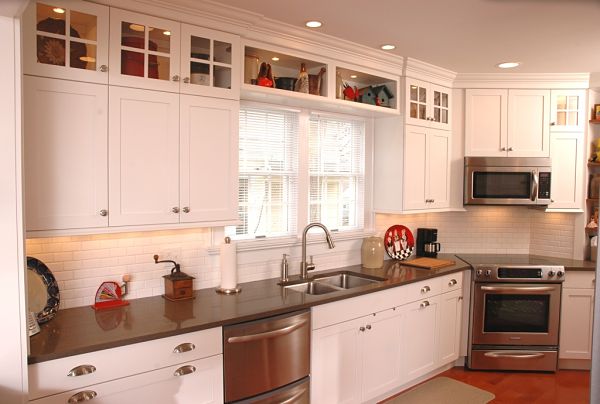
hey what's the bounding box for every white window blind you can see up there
[308,114,365,231]
[235,107,299,238]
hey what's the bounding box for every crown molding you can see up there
[590,72,600,90]
[454,73,590,89]
[403,57,457,86]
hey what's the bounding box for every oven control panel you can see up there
[473,265,565,282]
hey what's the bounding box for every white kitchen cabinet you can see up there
[465,89,550,157]
[438,288,463,364]
[23,0,109,84]
[403,125,450,210]
[400,295,441,381]
[311,309,402,404]
[548,132,584,210]
[24,76,108,231]
[108,86,180,226]
[30,355,223,404]
[550,89,587,132]
[559,272,595,363]
[179,95,238,223]
[405,78,451,130]
[109,8,239,99]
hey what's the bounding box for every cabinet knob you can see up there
[99,209,108,217]
[67,364,96,377]
[550,122,556,126]
[501,147,507,151]
[420,300,430,308]
[448,279,457,286]
[366,324,372,330]
[458,296,463,301]
[183,77,190,83]
[172,75,180,82]
[173,342,195,353]
[421,285,431,293]
[508,147,514,151]
[182,206,190,213]
[68,390,97,403]
[172,207,180,214]
[173,365,196,377]
[359,326,366,332]
[99,65,108,73]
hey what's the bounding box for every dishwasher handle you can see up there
[227,318,308,344]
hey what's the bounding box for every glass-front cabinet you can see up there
[23,0,109,83]
[405,79,451,130]
[550,89,587,132]
[109,8,181,92]
[180,24,239,99]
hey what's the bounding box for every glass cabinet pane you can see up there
[568,96,578,109]
[410,85,418,102]
[410,102,418,118]
[191,36,210,60]
[37,35,66,66]
[418,87,426,103]
[214,65,231,89]
[442,109,448,124]
[214,40,231,64]
[122,22,145,49]
[568,112,578,126]
[556,95,566,110]
[442,93,448,108]
[434,91,440,106]
[71,42,96,70]
[190,61,210,86]
[152,55,170,80]
[557,112,566,126]
[149,27,171,53]
[71,10,97,41]
[37,3,66,35]
[121,50,144,77]
[434,107,440,122]
[419,104,426,120]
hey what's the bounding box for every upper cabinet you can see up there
[550,89,587,132]
[405,78,452,130]
[465,89,550,157]
[109,8,239,99]
[23,0,109,84]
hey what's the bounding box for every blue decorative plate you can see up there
[27,256,60,324]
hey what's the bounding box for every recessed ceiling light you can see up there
[52,7,65,14]
[163,31,171,36]
[350,74,357,79]
[305,21,322,28]
[271,57,280,61]
[497,62,520,69]
[380,44,396,51]
[129,24,145,32]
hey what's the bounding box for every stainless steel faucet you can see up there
[300,223,335,279]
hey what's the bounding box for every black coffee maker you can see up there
[416,228,441,258]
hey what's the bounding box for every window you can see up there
[231,104,367,240]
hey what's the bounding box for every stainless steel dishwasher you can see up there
[223,309,310,403]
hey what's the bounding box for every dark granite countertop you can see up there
[29,254,469,364]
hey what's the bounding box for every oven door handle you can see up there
[227,319,308,344]
[531,170,539,202]
[484,351,545,359]
[480,286,556,292]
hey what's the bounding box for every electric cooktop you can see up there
[455,254,567,266]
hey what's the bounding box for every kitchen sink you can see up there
[282,271,386,295]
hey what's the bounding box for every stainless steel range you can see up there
[463,258,565,372]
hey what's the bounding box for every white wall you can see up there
[0,14,27,404]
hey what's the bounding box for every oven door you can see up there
[471,283,561,346]
[465,165,539,205]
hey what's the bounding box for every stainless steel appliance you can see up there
[416,228,440,258]
[466,262,564,371]
[464,157,552,205]
[223,310,310,403]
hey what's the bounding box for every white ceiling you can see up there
[211,0,600,74]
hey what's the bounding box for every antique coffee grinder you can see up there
[154,255,195,301]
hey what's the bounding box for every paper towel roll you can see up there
[220,239,237,290]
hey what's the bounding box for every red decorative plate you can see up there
[384,225,415,260]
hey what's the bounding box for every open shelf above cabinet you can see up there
[335,66,398,110]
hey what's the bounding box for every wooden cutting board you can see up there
[402,257,455,269]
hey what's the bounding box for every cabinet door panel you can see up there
[403,126,427,210]
[400,296,440,380]
[24,76,108,231]
[23,0,109,83]
[361,309,403,401]
[438,289,463,364]
[429,84,451,130]
[30,356,223,404]
[549,133,583,209]
[559,288,594,360]
[311,317,363,404]
[109,87,180,226]
[508,89,550,157]
[465,89,508,157]
[180,96,238,223]
[427,129,450,209]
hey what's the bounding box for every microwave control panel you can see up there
[538,172,551,199]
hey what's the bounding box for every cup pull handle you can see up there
[67,365,96,377]
[173,342,195,354]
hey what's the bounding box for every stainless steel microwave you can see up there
[464,157,552,205]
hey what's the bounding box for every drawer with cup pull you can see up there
[29,327,222,400]
[441,272,464,293]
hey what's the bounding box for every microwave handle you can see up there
[531,170,538,202]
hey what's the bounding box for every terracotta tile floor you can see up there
[438,366,591,403]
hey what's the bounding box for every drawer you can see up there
[29,355,223,404]
[441,271,464,294]
[29,326,222,400]
[399,276,442,303]
[563,271,596,289]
